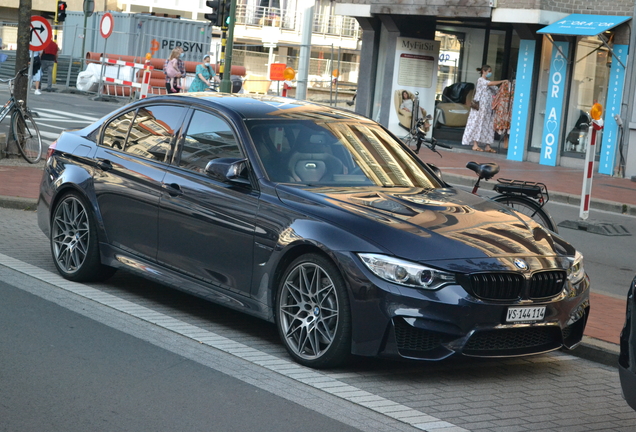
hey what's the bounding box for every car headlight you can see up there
[358,253,455,290]
[568,251,585,284]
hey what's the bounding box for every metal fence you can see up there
[234,5,361,39]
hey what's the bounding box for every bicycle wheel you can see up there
[12,109,42,164]
[493,195,558,233]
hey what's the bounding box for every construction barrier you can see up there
[86,52,246,95]
[97,57,153,99]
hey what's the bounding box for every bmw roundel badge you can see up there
[514,258,529,271]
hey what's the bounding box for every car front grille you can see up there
[530,271,567,299]
[469,273,525,300]
[463,326,562,356]
[466,270,566,301]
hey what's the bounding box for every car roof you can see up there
[146,93,372,122]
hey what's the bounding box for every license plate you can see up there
[506,306,546,323]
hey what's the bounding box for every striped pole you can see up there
[579,119,604,220]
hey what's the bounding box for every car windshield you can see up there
[245,119,442,188]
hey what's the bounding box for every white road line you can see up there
[0,252,467,432]
[33,108,101,122]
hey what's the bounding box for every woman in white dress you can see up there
[462,65,508,152]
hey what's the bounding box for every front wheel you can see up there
[493,195,558,233]
[276,254,351,368]
[11,109,42,164]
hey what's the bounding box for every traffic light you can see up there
[204,0,221,26]
[221,0,231,26]
[56,0,67,23]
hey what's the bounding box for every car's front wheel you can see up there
[276,254,351,368]
[51,192,116,282]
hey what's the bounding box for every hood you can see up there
[276,185,564,262]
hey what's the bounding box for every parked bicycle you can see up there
[0,68,43,163]
[414,132,559,232]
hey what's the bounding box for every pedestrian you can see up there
[462,65,508,152]
[188,55,219,92]
[32,51,42,95]
[40,38,59,91]
[164,47,186,94]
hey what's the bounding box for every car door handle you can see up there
[162,182,184,197]
[96,158,113,171]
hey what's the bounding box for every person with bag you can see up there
[188,55,219,92]
[461,65,508,152]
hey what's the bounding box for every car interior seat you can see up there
[287,135,344,184]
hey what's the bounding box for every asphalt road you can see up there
[0,278,363,432]
[0,206,635,431]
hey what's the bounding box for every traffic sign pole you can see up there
[220,0,236,93]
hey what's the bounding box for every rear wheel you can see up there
[276,254,351,368]
[493,195,558,232]
[12,109,42,164]
[51,193,116,282]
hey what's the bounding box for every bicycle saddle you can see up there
[466,161,500,180]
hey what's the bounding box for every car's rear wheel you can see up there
[51,193,116,282]
[276,254,351,368]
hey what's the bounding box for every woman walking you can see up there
[188,55,219,92]
[462,65,508,152]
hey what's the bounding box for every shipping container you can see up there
[61,12,215,63]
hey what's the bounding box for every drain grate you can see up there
[558,219,631,236]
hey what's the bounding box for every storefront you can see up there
[339,5,633,176]
[519,14,630,174]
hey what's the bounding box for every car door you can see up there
[157,108,258,296]
[93,104,188,261]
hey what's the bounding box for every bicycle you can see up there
[401,92,433,154]
[0,68,43,164]
[415,134,559,232]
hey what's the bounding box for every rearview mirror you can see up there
[205,158,251,186]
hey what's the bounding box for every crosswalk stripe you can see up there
[33,108,101,122]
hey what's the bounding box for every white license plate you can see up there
[506,306,546,323]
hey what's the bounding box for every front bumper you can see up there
[339,253,590,360]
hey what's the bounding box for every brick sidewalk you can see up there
[0,156,627,350]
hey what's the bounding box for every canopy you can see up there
[538,14,630,36]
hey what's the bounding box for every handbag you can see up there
[470,100,480,111]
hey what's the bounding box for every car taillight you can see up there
[46,141,57,161]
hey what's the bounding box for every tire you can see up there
[276,254,351,368]
[50,193,116,282]
[12,109,42,164]
[493,195,558,233]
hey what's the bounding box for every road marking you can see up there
[34,108,101,122]
[0,251,465,432]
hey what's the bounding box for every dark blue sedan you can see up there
[37,93,590,368]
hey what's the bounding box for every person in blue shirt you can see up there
[188,55,219,92]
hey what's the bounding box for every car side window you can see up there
[178,110,243,174]
[102,110,135,150]
[124,105,187,162]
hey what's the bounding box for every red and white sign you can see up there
[29,16,52,51]
[100,13,114,39]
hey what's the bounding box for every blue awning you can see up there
[537,14,630,36]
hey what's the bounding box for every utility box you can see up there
[62,12,215,63]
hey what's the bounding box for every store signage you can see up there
[507,40,536,162]
[387,37,440,138]
[537,14,630,37]
[599,45,628,175]
[540,41,569,166]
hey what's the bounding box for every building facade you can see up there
[336,0,636,177]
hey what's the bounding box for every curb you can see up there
[570,337,620,368]
[0,195,38,211]
[442,172,636,216]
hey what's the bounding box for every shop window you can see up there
[563,36,610,155]
[530,37,554,151]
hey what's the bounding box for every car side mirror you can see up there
[205,157,251,186]
[427,163,443,181]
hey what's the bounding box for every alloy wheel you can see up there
[278,262,340,361]
[52,196,90,274]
